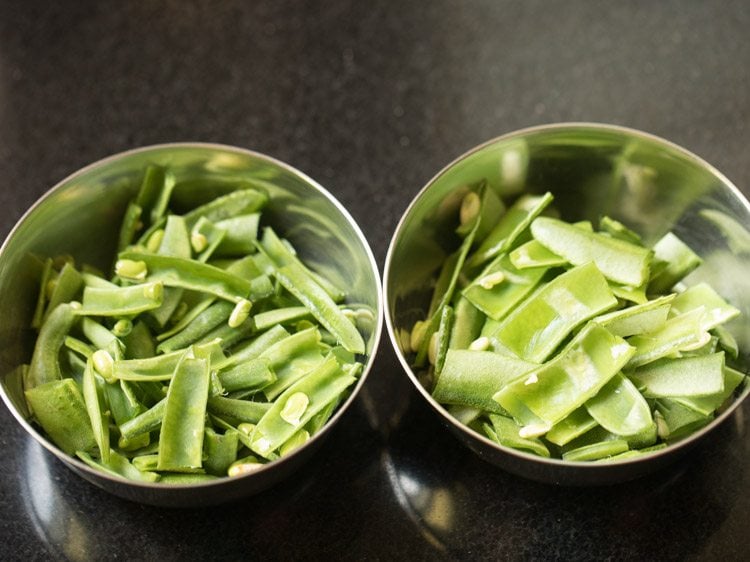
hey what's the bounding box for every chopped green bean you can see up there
[491,262,618,363]
[157,357,210,472]
[531,216,652,287]
[250,354,356,459]
[25,378,96,455]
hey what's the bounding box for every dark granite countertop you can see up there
[1,1,749,560]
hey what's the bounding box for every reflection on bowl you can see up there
[0,143,382,506]
[384,123,750,485]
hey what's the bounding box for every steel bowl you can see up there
[0,143,383,506]
[384,123,750,485]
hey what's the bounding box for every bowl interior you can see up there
[385,124,750,482]
[0,143,382,504]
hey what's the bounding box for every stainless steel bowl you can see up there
[384,123,750,485]
[0,143,383,506]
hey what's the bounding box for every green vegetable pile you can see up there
[408,183,747,462]
[16,165,368,483]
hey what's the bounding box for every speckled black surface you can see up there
[1,1,749,560]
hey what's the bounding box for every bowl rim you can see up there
[0,141,384,491]
[383,121,750,472]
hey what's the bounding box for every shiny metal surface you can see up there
[384,123,750,485]
[0,143,382,507]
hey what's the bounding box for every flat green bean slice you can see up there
[485,414,550,457]
[599,216,643,244]
[585,373,653,436]
[44,262,83,323]
[82,359,110,463]
[25,378,97,455]
[562,439,629,462]
[157,357,210,472]
[629,352,725,398]
[492,262,618,363]
[203,428,240,476]
[213,213,260,256]
[216,324,289,370]
[206,396,272,425]
[117,202,143,252]
[462,254,548,321]
[119,250,263,304]
[493,323,635,435]
[149,215,192,326]
[509,239,567,269]
[260,327,326,400]
[27,302,79,388]
[669,282,740,330]
[433,349,536,414]
[119,398,166,440]
[77,449,160,483]
[545,407,598,447]
[594,294,674,337]
[182,187,268,229]
[455,181,505,241]
[259,227,345,302]
[121,320,156,359]
[156,301,234,354]
[626,308,707,368]
[672,366,746,416]
[432,305,453,373]
[155,296,216,342]
[416,218,480,366]
[272,262,364,355]
[136,164,175,227]
[648,232,702,293]
[655,399,713,442]
[531,216,652,287]
[31,258,54,330]
[252,306,311,332]
[447,296,484,350]
[599,443,667,462]
[467,192,554,269]
[218,357,276,393]
[78,282,164,316]
[192,217,227,262]
[250,354,356,459]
